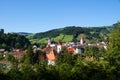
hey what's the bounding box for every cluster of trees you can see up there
[0,33,31,50]
[0,47,107,80]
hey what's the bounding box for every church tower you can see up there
[48,38,51,45]
[80,37,84,45]
[57,40,62,53]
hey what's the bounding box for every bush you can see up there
[0,54,4,60]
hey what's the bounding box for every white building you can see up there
[80,37,84,45]
[57,40,62,53]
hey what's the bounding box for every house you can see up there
[46,49,56,65]
[0,49,5,53]
[97,41,107,50]
[13,49,21,54]
[22,50,28,55]
[74,45,84,55]
[43,45,56,65]
[12,49,22,59]
[67,46,75,54]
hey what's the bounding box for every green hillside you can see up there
[29,34,73,45]
[27,27,111,44]
[26,23,119,44]
[53,34,73,42]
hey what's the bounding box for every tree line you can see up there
[0,33,31,50]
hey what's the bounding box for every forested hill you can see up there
[0,33,31,50]
[33,26,111,39]
[28,26,113,43]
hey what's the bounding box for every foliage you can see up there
[28,26,113,44]
[6,54,16,63]
[23,46,33,64]
[0,33,31,50]
[107,23,120,63]
[84,46,99,57]
[104,23,120,79]
[0,54,4,60]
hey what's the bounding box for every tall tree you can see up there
[24,46,33,64]
[107,23,120,65]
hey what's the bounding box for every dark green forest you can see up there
[0,22,120,80]
[0,33,30,50]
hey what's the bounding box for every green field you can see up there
[29,34,73,44]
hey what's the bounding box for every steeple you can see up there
[57,40,62,45]
[80,37,84,45]
[57,40,62,53]
[48,38,51,45]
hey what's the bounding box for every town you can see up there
[0,29,107,66]
[0,0,120,79]
[0,23,120,79]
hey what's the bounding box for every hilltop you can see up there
[17,32,32,36]
[27,25,114,44]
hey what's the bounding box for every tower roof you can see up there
[57,40,62,45]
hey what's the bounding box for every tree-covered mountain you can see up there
[28,25,115,44]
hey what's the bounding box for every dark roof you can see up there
[74,46,84,49]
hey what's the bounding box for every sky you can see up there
[0,0,120,33]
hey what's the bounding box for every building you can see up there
[74,45,84,54]
[0,49,5,53]
[80,37,85,45]
[0,29,4,34]
[57,40,62,53]
[43,45,56,65]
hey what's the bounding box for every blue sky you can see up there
[0,0,120,33]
